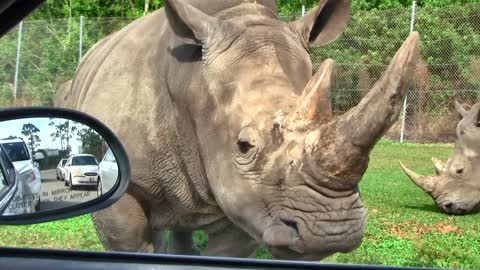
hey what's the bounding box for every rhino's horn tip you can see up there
[399,162,421,179]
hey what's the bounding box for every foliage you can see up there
[29,0,480,19]
[20,123,41,152]
[1,141,479,269]
[76,127,104,159]
[48,119,77,154]
[30,0,164,20]
[308,3,480,115]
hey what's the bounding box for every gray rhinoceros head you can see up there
[166,0,419,259]
[400,101,480,215]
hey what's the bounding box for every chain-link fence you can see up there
[1,3,479,143]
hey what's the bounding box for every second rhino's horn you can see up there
[299,32,420,190]
[399,162,439,194]
[432,157,447,175]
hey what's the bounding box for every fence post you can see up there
[302,5,305,16]
[79,16,84,63]
[400,0,417,143]
[410,1,417,33]
[13,21,23,105]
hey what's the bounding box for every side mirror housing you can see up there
[33,152,44,161]
[0,107,130,224]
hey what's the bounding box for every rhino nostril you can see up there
[444,203,453,210]
[280,218,299,233]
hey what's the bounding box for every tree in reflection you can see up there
[49,119,77,155]
[21,123,41,152]
[76,127,105,159]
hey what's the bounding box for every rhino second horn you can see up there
[303,32,420,190]
[287,59,334,131]
[454,100,468,118]
[399,161,438,194]
[431,157,447,175]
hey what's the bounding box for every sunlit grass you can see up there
[1,140,479,268]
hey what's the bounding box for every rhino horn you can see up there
[286,59,334,130]
[454,100,468,118]
[302,32,419,190]
[399,161,439,194]
[431,157,447,175]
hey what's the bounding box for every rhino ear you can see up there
[289,0,351,47]
[165,0,221,44]
[454,100,468,118]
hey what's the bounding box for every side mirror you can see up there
[33,152,44,161]
[0,107,130,224]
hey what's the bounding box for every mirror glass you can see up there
[0,117,119,216]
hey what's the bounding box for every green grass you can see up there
[1,139,480,268]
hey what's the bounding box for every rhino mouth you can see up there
[262,217,305,254]
[264,211,365,260]
[261,178,367,260]
[439,202,469,215]
[437,197,480,215]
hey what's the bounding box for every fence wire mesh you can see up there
[1,3,480,143]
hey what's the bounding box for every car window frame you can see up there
[65,156,73,166]
[0,153,9,197]
[0,144,19,214]
[102,150,110,162]
[107,149,115,163]
[0,141,31,162]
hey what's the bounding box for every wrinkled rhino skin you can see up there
[400,101,480,215]
[56,0,419,260]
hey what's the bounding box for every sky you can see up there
[0,117,87,154]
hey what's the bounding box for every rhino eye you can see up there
[236,126,261,156]
[237,139,254,154]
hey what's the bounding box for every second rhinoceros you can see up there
[56,0,419,260]
[400,101,480,215]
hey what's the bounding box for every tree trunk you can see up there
[144,0,150,15]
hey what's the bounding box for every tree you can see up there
[49,119,77,154]
[21,123,41,152]
[76,127,104,159]
[29,0,164,20]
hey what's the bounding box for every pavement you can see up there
[39,169,99,212]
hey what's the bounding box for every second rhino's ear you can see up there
[289,0,351,48]
[165,0,232,45]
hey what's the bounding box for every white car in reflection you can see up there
[98,148,118,196]
[56,158,68,181]
[0,137,43,214]
[64,154,99,189]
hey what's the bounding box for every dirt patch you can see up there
[386,219,463,239]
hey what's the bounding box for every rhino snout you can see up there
[262,219,305,254]
[440,201,469,215]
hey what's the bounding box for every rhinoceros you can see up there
[56,0,420,260]
[400,101,480,215]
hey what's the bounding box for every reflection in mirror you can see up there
[0,117,119,216]
[0,165,6,195]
